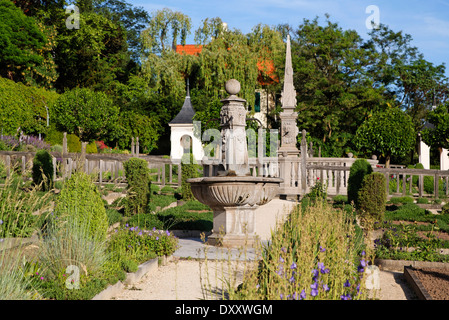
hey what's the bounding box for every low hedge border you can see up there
[92,255,173,300]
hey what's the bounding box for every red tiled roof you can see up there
[176,45,203,56]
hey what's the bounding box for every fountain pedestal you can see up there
[186,79,282,248]
[187,176,282,247]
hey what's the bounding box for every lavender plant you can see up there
[229,201,373,300]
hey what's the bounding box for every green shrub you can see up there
[181,153,201,201]
[442,202,449,215]
[127,213,164,230]
[386,203,431,221]
[333,195,348,204]
[106,208,123,226]
[108,225,178,258]
[357,172,387,226]
[156,206,213,231]
[416,197,429,204]
[304,178,327,203]
[121,259,139,273]
[347,159,373,207]
[0,158,6,179]
[150,184,160,194]
[123,157,151,216]
[389,196,414,205]
[54,171,108,241]
[32,149,54,191]
[67,134,81,153]
[161,186,175,194]
[86,141,97,154]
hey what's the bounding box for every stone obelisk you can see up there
[278,34,299,156]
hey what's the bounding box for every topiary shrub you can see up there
[67,134,81,153]
[54,171,108,241]
[181,153,201,201]
[32,149,54,190]
[123,157,150,216]
[357,172,387,227]
[347,159,373,207]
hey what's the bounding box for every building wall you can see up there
[169,125,204,161]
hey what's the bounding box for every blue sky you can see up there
[127,0,449,74]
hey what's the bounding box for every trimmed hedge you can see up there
[357,172,387,226]
[347,159,373,207]
[123,157,150,216]
[181,153,201,201]
[54,171,108,241]
[32,149,54,191]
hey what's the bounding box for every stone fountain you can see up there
[187,79,282,247]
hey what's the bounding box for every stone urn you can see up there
[187,176,282,247]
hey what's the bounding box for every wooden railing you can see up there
[0,151,182,187]
[2,149,447,199]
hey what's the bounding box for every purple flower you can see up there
[322,284,329,292]
[340,293,352,300]
[300,290,306,300]
[279,256,284,263]
[289,275,295,283]
[344,280,350,287]
[310,282,319,296]
[320,246,326,252]
[290,262,297,269]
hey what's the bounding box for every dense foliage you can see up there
[32,149,53,190]
[357,172,387,226]
[54,171,109,241]
[123,157,151,216]
[347,159,373,207]
[0,1,447,163]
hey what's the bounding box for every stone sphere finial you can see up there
[225,79,240,95]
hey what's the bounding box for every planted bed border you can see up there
[375,258,449,300]
[92,255,173,300]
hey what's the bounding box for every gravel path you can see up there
[110,258,417,300]
[111,258,251,300]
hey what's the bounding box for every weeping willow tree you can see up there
[194,19,286,133]
[139,10,286,141]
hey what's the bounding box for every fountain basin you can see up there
[187,176,282,247]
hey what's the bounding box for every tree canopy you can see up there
[0,2,447,164]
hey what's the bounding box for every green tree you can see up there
[421,103,449,159]
[141,7,191,55]
[94,0,150,62]
[355,107,416,167]
[0,0,46,83]
[54,10,130,92]
[50,87,120,145]
[367,23,449,162]
[292,16,387,157]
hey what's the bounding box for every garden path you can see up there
[110,238,418,300]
